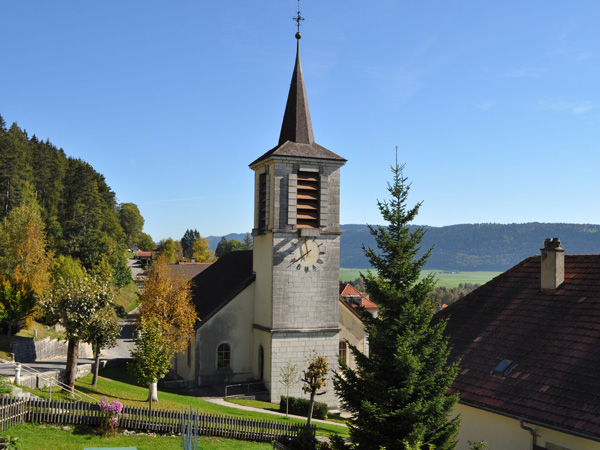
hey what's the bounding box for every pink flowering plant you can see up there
[98,396,128,434]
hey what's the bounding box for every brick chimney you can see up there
[540,238,564,293]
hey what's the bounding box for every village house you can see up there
[436,238,600,450]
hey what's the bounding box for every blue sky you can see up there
[2,1,599,242]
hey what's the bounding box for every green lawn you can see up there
[23,368,349,439]
[5,423,272,450]
[113,280,140,314]
[340,268,500,289]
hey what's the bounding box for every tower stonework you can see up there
[249,37,346,408]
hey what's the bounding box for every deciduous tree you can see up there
[0,276,36,336]
[280,360,299,418]
[42,273,114,392]
[0,199,51,296]
[192,235,216,262]
[118,203,144,248]
[136,255,197,403]
[128,316,173,409]
[301,352,328,428]
[83,305,121,386]
[334,161,460,450]
[157,238,177,263]
[215,237,246,258]
[138,255,197,353]
[137,232,156,251]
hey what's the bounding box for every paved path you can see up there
[204,397,347,428]
[104,258,140,359]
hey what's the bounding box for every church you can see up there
[172,30,362,409]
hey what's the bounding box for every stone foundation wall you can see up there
[10,337,93,363]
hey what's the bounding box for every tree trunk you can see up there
[92,341,101,387]
[147,381,158,411]
[307,392,315,428]
[63,338,79,393]
[286,387,290,417]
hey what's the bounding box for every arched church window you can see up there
[217,343,231,369]
[339,341,347,364]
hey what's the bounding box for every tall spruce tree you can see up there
[334,161,460,450]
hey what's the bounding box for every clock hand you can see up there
[288,249,312,267]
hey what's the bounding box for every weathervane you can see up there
[293,0,304,39]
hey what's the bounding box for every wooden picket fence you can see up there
[0,396,313,442]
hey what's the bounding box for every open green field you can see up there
[340,268,500,289]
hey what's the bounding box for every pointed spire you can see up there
[278,35,315,146]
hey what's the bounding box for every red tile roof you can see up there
[436,254,600,440]
[169,263,212,281]
[339,283,378,310]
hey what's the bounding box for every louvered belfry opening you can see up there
[297,170,319,228]
[258,173,267,233]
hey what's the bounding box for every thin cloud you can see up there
[473,101,494,111]
[538,99,598,115]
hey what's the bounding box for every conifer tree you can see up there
[334,160,460,450]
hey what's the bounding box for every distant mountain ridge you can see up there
[208,223,600,271]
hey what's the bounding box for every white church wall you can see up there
[252,232,274,329]
[270,330,339,409]
[196,284,255,386]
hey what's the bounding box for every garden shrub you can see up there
[279,396,328,420]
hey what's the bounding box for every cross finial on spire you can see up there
[293,0,304,39]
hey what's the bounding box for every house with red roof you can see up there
[340,282,379,318]
[436,238,600,450]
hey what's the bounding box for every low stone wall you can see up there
[10,337,93,363]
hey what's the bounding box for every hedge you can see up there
[279,396,328,420]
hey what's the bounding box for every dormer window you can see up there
[297,170,319,228]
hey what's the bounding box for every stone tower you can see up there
[249,33,346,407]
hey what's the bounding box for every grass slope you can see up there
[24,368,348,439]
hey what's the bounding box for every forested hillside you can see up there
[0,115,130,284]
[210,223,600,272]
[340,223,600,271]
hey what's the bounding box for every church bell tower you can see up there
[248,27,346,407]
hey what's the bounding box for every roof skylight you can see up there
[491,359,517,378]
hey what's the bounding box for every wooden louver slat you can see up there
[258,173,267,233]
[297,171,319,229]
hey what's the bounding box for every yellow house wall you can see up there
[455,403,600,450]
[338,302,365,370]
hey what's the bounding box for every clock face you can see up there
[289,238,324,272]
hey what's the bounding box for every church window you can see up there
[297,170,319,228]
[217,343,231,369]
[258,172,267,233]
[339,341,347,364]
[187,342,192,366]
